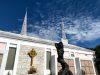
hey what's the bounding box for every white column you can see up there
[13,43,20,75]
[92,59,96,75]
[2,43,10,75]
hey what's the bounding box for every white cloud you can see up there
[27,16,100,44]
[64,17,100,43]
[38,27,60,40]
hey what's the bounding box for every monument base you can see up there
[28,66,37,74]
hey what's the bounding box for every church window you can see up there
[81,60,95,75]
[71,52,74,57]
[75,58,82,75]
[5,47,16,70]
[0,54,3,67]
[46,51,51,69]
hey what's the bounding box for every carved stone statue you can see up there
[27,48,37,74]
[55,42,73,75]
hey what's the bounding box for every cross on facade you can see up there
[27,48,37,66]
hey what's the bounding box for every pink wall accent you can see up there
[0,43,6,54]
[75,52,93,58]
[64,51,70,57]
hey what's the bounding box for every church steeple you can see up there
[61,18,66,39]
[61,18,68,44]
[20,9,27,35]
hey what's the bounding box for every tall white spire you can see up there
[61,18,68,44]
[21,9,27,35]
[61,18,66,39]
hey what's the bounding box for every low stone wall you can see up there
[16,45,45,75]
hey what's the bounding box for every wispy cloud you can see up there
[27,16,100,44]
[64,17,100,43]
[26,0,100,44]
[28,18,61,41]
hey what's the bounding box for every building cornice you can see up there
[64,44,94,52]
[0,31,94,52]
[0,31,56,45]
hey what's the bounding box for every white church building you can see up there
[0,11,96,75]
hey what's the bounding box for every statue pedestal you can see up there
[28,66,37,74]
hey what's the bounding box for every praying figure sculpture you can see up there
[55,42,73,75]
[27,48,37,74]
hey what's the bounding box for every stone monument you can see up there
[27,48,37,74]
[55,42,73,75]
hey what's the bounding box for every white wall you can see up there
[0,36,95,75]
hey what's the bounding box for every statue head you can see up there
[55,42,63,49]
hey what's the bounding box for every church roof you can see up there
[0,30,94,52]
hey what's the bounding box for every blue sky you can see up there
[0,0,100,48]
